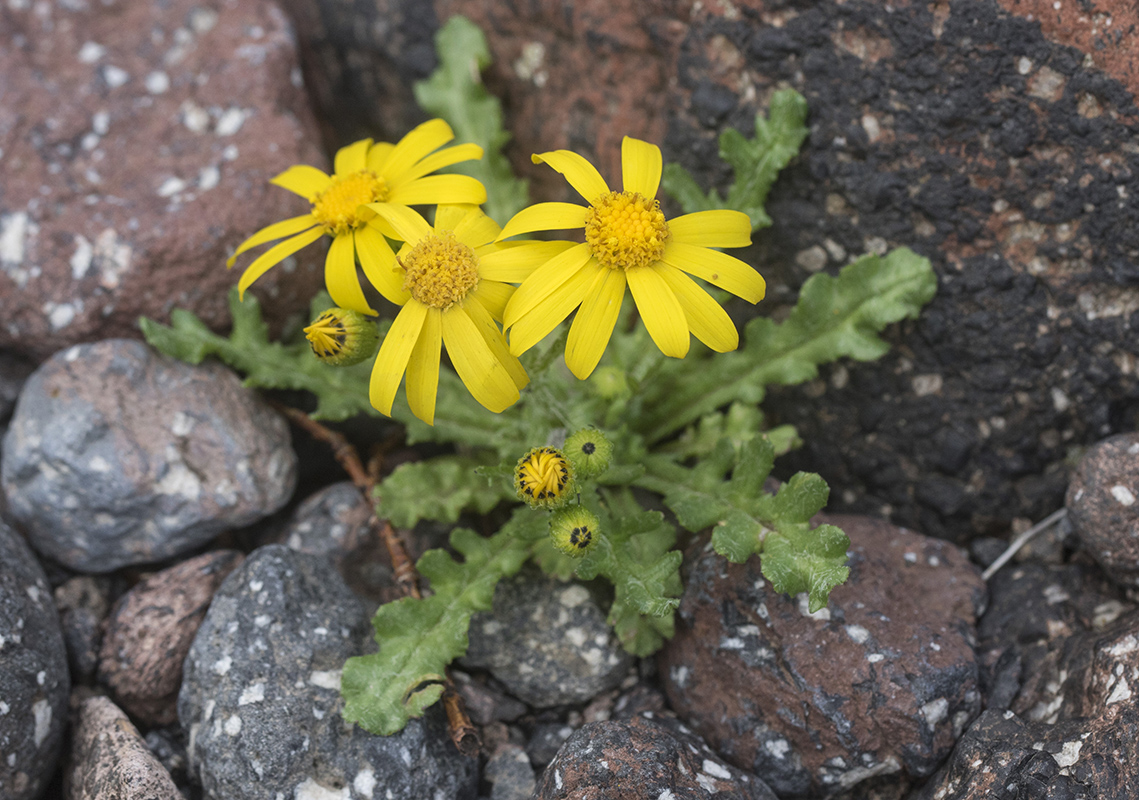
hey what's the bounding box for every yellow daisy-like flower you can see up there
[497,136,766,379]
[364,204,567,425]
[226,119,486,314]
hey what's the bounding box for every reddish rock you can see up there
[0,0,326,361]
[97,550,243,726]
[660,515,986,797]
[1066,433,1139,587]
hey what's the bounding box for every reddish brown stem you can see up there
[442,682,480,758]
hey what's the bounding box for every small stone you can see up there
[1067,433,1139,586]
[66,696,182,800]
[53,576,110,682]
[98,550,243,725]
[1,340,296,572]
[485,744,536,800]
[795,245,829,273]
[463,568,633,707]
[0,352,33,424]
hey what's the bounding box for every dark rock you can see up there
[533,713,778,800]
[450,671,527,726]
[485,744,535,800]
[1,340,296,572]
[178,544,477,800]
[65,696,181,800]
[0,352,33,424]
[0,520,70,800]
[661,515,986,797]
[53,576,110,683]
[0,0,324,361]
[143,726,190,789]
[98,550,243,726]
[1066,433,1139,586]
[463,568,633,708]
[525,722,577,769]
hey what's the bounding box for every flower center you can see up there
[304,311,348,358]
[400,231,480,310]
[310,170,388,236]
[516,447,571,502]
[584,191,670,270]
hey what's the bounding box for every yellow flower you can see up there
[364,204,552,425]
[496,137,766,379]
[226,119,486,315]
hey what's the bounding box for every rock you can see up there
[98,550,243,726]
[450,671,527,726]
[526,722,576,769]
[1066,433,1139,587]
[277,481,400,605]
[66,696,182,800]
[53,576,111,683]
[1,339,296,572]
[533,713,778,800]
[463,568,633,708]
[143,726,190,790]
[178,544,477,800]
[0,0,324,362]
[660,515,986,797]
[0,352,33,424]
[0,520,70,800]
[485,744,536,800]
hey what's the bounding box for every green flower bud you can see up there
[563,427,612,479]
[549,505,600,558]
[304,307,379,366]
[514,446,575,509]
[590,366,629,399]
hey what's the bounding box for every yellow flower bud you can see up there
[564,427,612,480]
[549,505,600,557]
[514,446,575,509]
[304,307,379,367]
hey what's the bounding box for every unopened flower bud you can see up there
[549,505,600,558]
[514,446,575,509]
[564,427,612,480]
[304,307,379,366]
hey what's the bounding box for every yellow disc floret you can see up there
[310,171,388,236]
[401,231,480,310]
[584,191,670,270]
[514,446,575,509]
[303,307,379,366]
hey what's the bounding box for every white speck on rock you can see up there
[224,715,241,736]
[1106,634,1139,657]
[921,697,949,726]
[1111,485,1136,506]
[93,228,132,288]
[171,412,195,436]
[912,374,943,396]
[102,64,129,87]
[36,670,45,685]
[868,653,884,663]
[0,212,29,267]
[765,738,791,759]
[309,670,341,691]
[157,177,186,198]
[212,656,231,675]
[78,41,106,63]
[43,301,79,330]
[254,614,271,628]
[198,164,220,190]
[560,585,590,608]
[1107,675,1131,705]
[144,71,170,94]
[719,637,745,650]
[293,777,351,800]
[32,700,51,747]
[845,624,870,644]
[0,701,8,715]
[239,683,265,705]
[156,462,201,500]
[249,580,263,592]
[353,769,376,797]
[181,101,210,133]
[702,759,731,779]
[215,107,247,136]
[70,235,92,279]
[672,665,689,688]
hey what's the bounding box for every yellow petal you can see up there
[406,308,442,425]
[452,207,500,249]
[656,263,738,352]
[355,226,409,305]
[434,204,476,233]
[333,138,372,176]
[464,295,529,390]
[497,202,588,241]
[386,143,484,189]
[471,280,514,322]
[478,240,577,283]
[366,204,434,246]
[237,227,324,299]
[626,266,689,358]
[508,260,600,355]
[565,267,626,379]
[369,300,428,416]
[503,242,592,328]
[669,210,752,248]
[365,215,400,241]
[381,119,454,180]
[366,141,396,173]
[442,307,520,413]
[226,215,317,267]
[387,175,486,206]
[531,150,610,204]
[661,241,766,304]
[621,137,663,198]
[270,165,332,199]
[326,232,375,314]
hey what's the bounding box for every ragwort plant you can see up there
[142,16,937,737]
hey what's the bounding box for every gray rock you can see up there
[178,544,477,800]
[0,352,33,424]
[463,569,633,708]
[66,696,182,800]
[1,339,296,572]
[0,520,70,800]
[53,576,111,683]
[484,744,535,800]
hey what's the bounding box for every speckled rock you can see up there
[0,520,70,800]
[534,713,778,800]
[178,544,477,800]
[0,0,324,361]
[661,514,987,797]
[53,576,111,683]
[1066,433,1139,587]
[485,744,535,800]
[1,339,296,572]
[98,550,243,726]
[277,481,399,605]
[463,568,633,708]
[66,695,182,800]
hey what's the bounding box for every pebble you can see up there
[178,544,477,800]
[485,744,536,800]
[1,340,296,572]
[1066,432,1139,587]
[53,576,110,683]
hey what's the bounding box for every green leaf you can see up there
[634,247,937,443]
[140,289,378,421]
[414,16,529,225]
[341,526,532,735]
[662,88,809,231]
[378,456,515,528]
[761,523,851,613]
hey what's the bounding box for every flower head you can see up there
[496,137,765,379]
[514,446,575,509]
[549,505,600,557]
[564,427,612,479]
[303,307,379,367]
[226,119,486,315]
[364,204,536,425]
